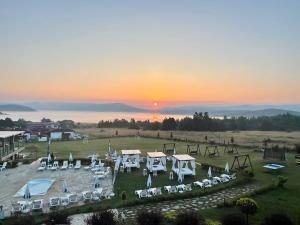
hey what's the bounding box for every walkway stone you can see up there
[70,183,259,224]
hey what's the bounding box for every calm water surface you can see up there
[0,111,188,123]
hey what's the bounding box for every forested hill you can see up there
[97,113,300,131]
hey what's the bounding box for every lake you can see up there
[0,111,189,123]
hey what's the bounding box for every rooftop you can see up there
[121,149,141,155]
[147,152,166,158]
[173,154,195,161]
[0,131,25,139]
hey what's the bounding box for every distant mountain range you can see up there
[0,104,35,112]
[26,102,148,112]
[1,102,300,118]
[158,105,300,117]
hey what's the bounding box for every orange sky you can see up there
[1,1,299,106]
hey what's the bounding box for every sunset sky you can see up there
[0,1,299,107]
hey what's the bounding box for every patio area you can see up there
[0,159,113,217]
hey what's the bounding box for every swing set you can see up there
[204,145,220,158]
[186,144,201,155]
[163,143,176,154]
[231,154,253,171]
[224,144,239,154]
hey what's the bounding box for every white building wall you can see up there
[50,132,62,140]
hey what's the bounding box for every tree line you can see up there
[97,113,300,131]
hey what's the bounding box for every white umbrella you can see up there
[225,162,230,174]
[69,153,73,162]
[208,166,212,178]
[62,179,69,193]
[178,172,183,183]
[108,140,111,152]
[91,154,95,163]
[47,139,51,155]
[147,174,152,188]
[173,146,176,155]
[23,184,31,199]
[47,153,52,164]
[94,176,100,189]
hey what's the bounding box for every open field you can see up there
[22,136,300,224]
[75,128,300,149]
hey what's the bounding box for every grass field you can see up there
[75,127,300,149]
[24,135,300,224]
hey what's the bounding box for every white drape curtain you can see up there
[172,157,176,171]
[122,155,128,166]
[191,160,196,175]
[134,154,140,168]
[162,156,167,171]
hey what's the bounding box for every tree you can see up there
[261,213,293,225]
[85,210,117,225]
[46,211,70,225]
[236,198,258,225]
[41,118,52,123]
[136,210,164,225]
[175,211,207,225]
[161,117,177,130]
[10,215,36,225]
[222,213,247,225]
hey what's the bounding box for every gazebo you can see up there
[121,150,141,169]
[146,152,167,172]
[172,154,196,182]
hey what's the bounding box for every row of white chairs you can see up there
[194,173,236,188]
[135,187,163,198]
[37,160,81,171]
[11,189,104,214]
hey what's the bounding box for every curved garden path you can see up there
[71,183,259,224]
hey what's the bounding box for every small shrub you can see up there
[10,215,36,225]
[121,191,127,201]
[277,175,288,187]
[207,219,221,225]
[85,210,117,225]
[165,211,177,223]
[175,211,207,225]
[261,213,293,225]
[236,198,258,225]
[221,213,247,225]
[46,211,70,225]
[295,144,300,154]
[136,210,164,225]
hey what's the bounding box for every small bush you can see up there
[165,211,177,223]
[221,213,247,225]
[85,210,117,225]
[277,176,288,187]
[261,213,293,225]
[175,211,207,225]
[295,144,300,154]
[10,215,36,225]
[136,210,164,225]
[121,191,127,201]
[46,211,70,225]
[236,198,258,225]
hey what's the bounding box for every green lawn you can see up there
[24,137,300,224]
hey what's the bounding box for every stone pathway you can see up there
[70,183,259,224]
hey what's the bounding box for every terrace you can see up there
[0,131,25,161]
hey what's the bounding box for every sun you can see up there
[153,101,158,107]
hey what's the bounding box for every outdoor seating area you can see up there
[0,152,114,218]
[146,152,167,172]
[121,149,141,169]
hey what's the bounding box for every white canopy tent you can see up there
[146,152,167,172]
[121,150,141,169]
[172,154,196,182]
